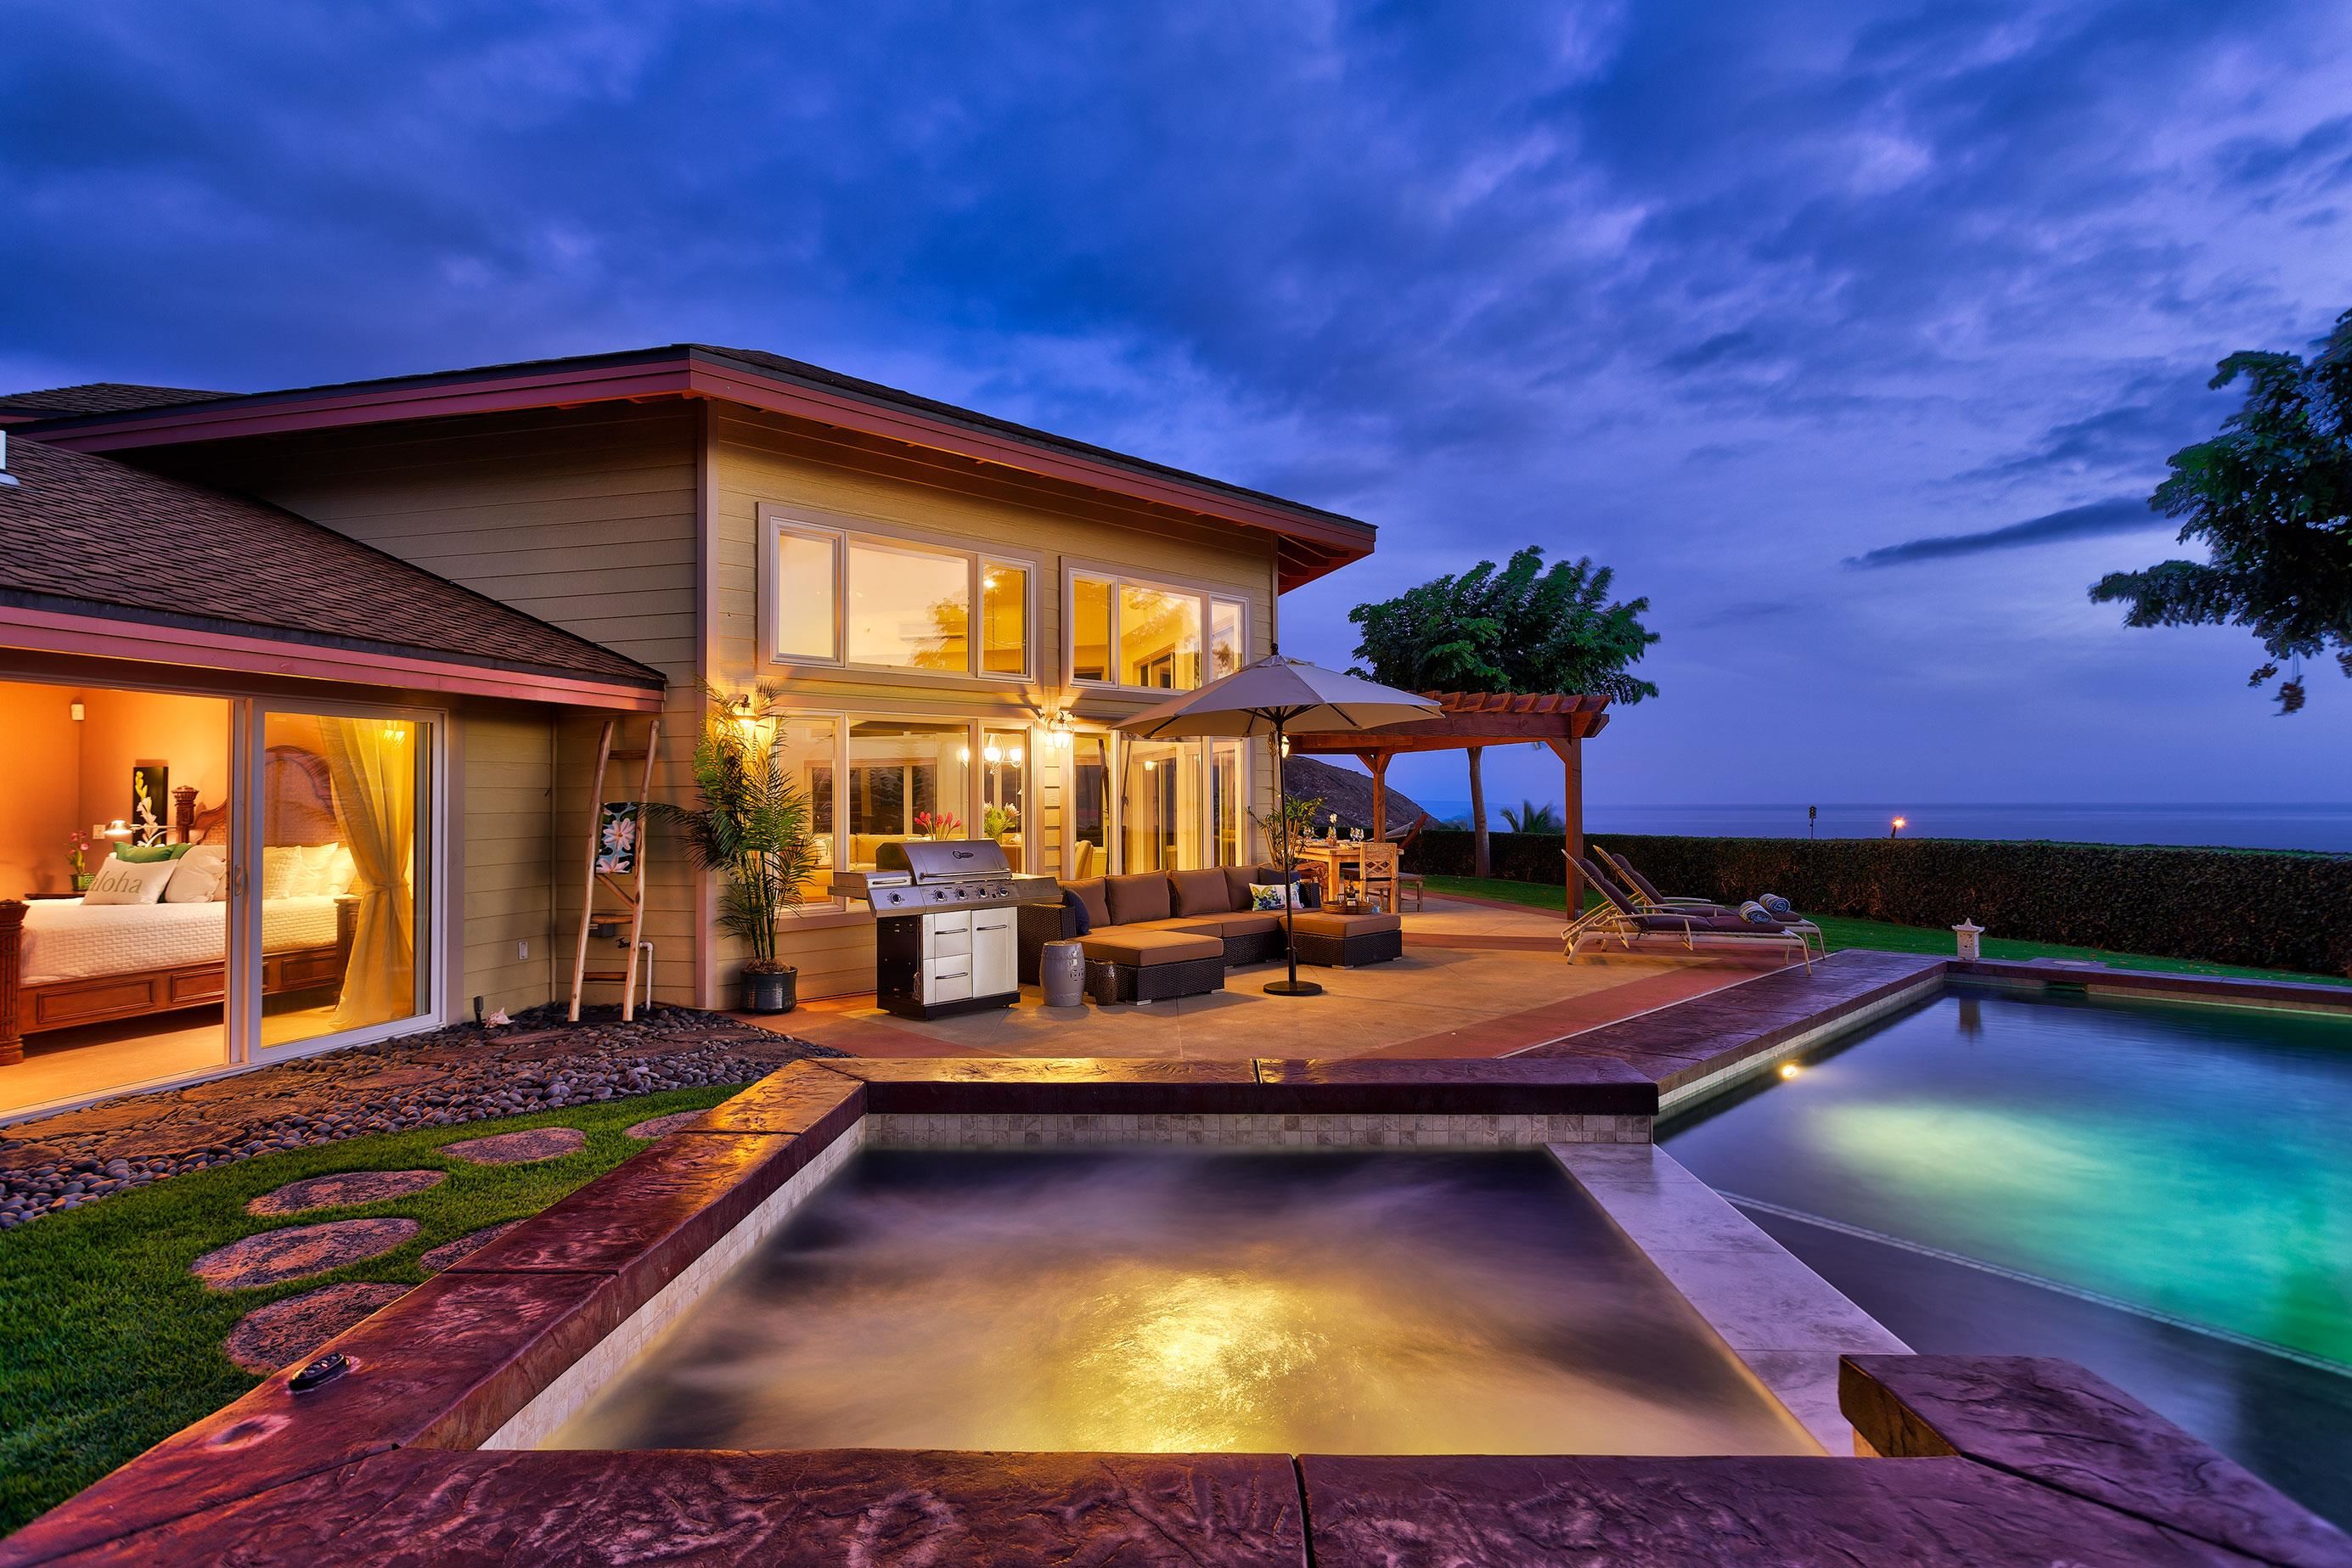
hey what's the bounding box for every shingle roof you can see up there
[0,437,663,691]
[0,383,228,419]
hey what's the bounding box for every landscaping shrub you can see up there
[1402,829,2352,977]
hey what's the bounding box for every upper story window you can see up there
[764,506,1033,681]
[1068,569,1246,693]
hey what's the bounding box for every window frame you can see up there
[1061,562,1249,695]
[759,504,1038,683]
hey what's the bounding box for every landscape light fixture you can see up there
[1891,816,1907,838]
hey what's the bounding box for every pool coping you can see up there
[6,1038,2347,1563]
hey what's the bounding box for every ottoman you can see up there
[1076,929,1226,1003]
[1289,910,1404,968]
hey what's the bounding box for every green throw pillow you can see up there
[112,841,190,862]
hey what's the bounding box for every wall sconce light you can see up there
[957,745,972,765]
[982,744,1003,766]
[1009,746,1024,766]
[1049,711,1073,749]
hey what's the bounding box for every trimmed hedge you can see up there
[1402,829,2352,977]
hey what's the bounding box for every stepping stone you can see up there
[442,1127,585,1165]
[245,1169,446,1217]
[221,1282,408,1374]
[190,1218,420,1290]
[623,1110,706,1140]
[419,1221,522,1274]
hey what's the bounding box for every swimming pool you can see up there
[1663,981,2352,1522]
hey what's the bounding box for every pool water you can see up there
[549,1148,1817,1458]
[1663,986,2352,1368]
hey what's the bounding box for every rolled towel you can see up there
[1758,893,1795,919]
[1738,900,1777,926]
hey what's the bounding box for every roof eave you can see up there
[0,598,665,711]
[25,350,1377,578]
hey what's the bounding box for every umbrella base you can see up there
[1262,978,1325,997]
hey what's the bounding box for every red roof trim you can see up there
[0,604,664,711]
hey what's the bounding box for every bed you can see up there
[0,758,357,1068]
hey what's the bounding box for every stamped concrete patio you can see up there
[753,894,1782,1061]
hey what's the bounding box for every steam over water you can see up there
[551,1149,1816,1456]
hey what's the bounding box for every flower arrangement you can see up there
[982,804,1020,841]
[65,829,93,891]
[912,811,964,840]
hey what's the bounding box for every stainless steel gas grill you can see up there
[835,840,1054,1020]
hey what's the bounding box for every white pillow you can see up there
[83,855,177,906]
[322,844,357,896]
[261,846,305,901]
[163,845,228,904]
[295,843,352,896]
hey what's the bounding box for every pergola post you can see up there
[1547,737,1584,913]
[1354,750,1391,840]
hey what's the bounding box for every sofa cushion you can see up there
[1223,864,1255,908]
[1172,913,1284,939]
[1078,930,1222,967]
[1103,872,1173,925]
[1169,868,1236,917]
[1289,911,1403,937]
[1062,877,1111,931]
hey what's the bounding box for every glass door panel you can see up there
[1068,733,1110,878]
[981,728,1027,871]
[1121,739,1203,872]
[259,711,425,1048]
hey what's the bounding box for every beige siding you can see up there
[459,707,556,1013]
[707,405,1281,999]
[173,405,706,1009]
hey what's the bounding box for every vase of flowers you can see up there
[912,810,963,840]
[646,685,820,1015]
[65,829,94,892]
[982,804,1019,842]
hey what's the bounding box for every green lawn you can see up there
[0,1084,741,1535]
[1420,874,2349,987]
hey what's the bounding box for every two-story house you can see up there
[0,347,1374,1117]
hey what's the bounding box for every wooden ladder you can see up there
[568,717,660,1022]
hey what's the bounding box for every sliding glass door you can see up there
[242,704,434,1056]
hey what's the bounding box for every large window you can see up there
[980,728,1027,872]
[771,716,840,899]
[847,542,967,672]
[1067,570,1246,693]
[847,720,971,859]
[764,509,1033,680]
[1060,732,1249,876]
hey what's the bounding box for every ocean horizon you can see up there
[1404,801,2352,854]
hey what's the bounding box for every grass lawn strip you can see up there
[0,1084,739,1536]
[1419,874,2350,986]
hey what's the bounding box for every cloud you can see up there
[1844,497,2170,569]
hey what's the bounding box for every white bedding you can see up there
[17,897,341,986]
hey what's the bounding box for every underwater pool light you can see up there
[1779,1062,1802,1080]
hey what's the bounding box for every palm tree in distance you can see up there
[1351,547,1657,877]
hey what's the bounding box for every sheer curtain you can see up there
[318,718,416,1029]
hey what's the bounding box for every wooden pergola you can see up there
[1286,691,1612,909]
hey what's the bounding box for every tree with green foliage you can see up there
[2091,307,2352,714]
[1350,546,1657,875]
[1501,799,1565,835]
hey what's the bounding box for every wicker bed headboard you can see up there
[176,746,339,846]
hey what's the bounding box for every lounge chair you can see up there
[1596,848,1824,958]
[1566,855,1812,972]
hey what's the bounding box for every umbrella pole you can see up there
[1263,710,1322,998]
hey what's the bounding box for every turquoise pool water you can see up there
[1663,985,2352,1370]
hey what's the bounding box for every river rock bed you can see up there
[0,1004,841,1230]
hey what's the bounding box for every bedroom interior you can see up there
[0,678,425,1117]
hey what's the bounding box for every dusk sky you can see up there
[6,1,2349,813]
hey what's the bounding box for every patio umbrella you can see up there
[1117,651,1439,996]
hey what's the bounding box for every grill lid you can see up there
[877,838,1013,882]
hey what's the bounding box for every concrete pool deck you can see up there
[7,1052,2346,1565]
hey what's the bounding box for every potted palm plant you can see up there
[649,685,821,1014]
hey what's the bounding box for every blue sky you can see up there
[5,1,2348,812]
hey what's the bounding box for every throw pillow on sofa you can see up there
[1248,883,1300,912]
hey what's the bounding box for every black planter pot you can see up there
[740,967,797,1014]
